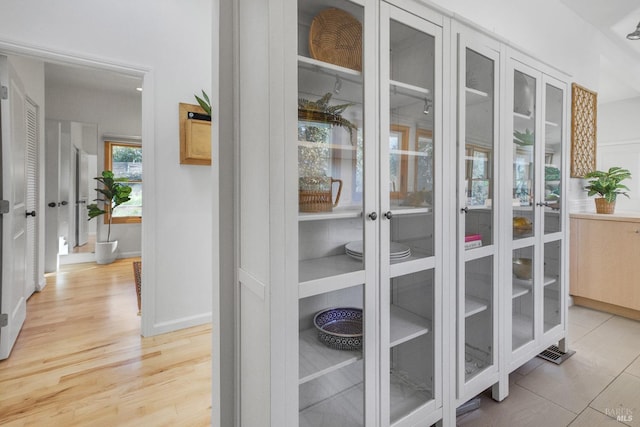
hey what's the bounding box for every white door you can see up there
[0,55,28,359]
[76,148,89,246]
[44,120,61,272]
[58,125,71,254]
[24,98,38,296]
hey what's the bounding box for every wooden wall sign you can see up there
[570,83,597,178]
[179,102,212,165]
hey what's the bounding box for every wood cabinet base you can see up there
[572,296,640,321]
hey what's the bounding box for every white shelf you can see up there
[298,55,362,78]
[390,371,433,424]
[465,87,490,105]
[299,328,362,385]
[390,79,430,96]
[390,305,431,348]
[389,206,433,216]
[299,207,362,222]
[464,349,490,381]
[465,296,489,317]
[299,255,365,298]
[390,149,431,157]
[512,282,531,299]
[299,383,364,427]
[297,140,357,151]
[512,275,557,288]
[513,111,534,131]
[512,313,534,350]
[300,375,433,427]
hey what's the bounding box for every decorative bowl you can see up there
[513,216,533,236]
[313,307,363,351]
[513,257,533,280]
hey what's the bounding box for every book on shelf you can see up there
[464,240,482,249]
[464,234,482,249]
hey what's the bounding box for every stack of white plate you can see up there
[345,241,411,261]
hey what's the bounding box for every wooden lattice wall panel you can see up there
[570,83,597,178]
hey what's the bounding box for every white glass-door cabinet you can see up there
[505,51,569,377]
[296,0,444,426]
[453,27,503,405]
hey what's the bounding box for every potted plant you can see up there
[584,167,631,214]
[87,170,132,264]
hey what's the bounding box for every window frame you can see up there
[104,140,142,224]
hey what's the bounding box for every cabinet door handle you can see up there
[25,210,36,217]
[368,212,378,221]
[384,211,393,220]
[460,207,468,214]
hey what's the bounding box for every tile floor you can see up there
[457,305,640,427]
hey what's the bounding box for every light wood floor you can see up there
[0,258,212,426]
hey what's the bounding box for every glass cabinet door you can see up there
[457,41,499,394]
[541,80,565,335]
[510,66,538,353]
[543,83,563,235]
[512,69,537,240]
[296,0,367,425]
[381,4,440,424]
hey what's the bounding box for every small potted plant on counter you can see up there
[87,170,132,264]
[584,166,631,214]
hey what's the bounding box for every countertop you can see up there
[570,211,640,222]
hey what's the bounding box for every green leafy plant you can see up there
[298,92,357,139]
[194,90,211,116]
[513,129,534,146]
[584,167,632,203]
[87,170,132,242]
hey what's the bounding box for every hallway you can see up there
[0,259,211,426]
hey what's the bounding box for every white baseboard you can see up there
[59,251,142,265]
[144,312,212,337]
[36,276,47,292]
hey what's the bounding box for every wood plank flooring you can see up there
[0,258,212,426]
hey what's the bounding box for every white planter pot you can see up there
[95,241,118,264]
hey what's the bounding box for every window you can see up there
[465,144,492,207]
[104,141,142,224]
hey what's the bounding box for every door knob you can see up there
[25,210,36,217]
[48,202,57,208]
[60,201,68,206]
[384,211,393,220]
[368,212,378,221]
[460,207,469,214]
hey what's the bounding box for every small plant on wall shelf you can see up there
[194,90,212,116]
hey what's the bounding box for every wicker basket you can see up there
[299,177,342,212]
[309,8,362,71]
[595,198,615,214]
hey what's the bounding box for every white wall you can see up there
[46,83,142,255]
[595,96,640,212]
[0,0,213,334]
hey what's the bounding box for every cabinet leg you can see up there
[558,337,567,353]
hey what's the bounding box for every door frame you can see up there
[0,40,156,336]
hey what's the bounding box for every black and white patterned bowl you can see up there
[313,307,363,351]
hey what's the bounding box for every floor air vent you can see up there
[537,345,575,365]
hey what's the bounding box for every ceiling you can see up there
[43,1,640,104]
[44,62,142,96]
[560,0,640,103]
